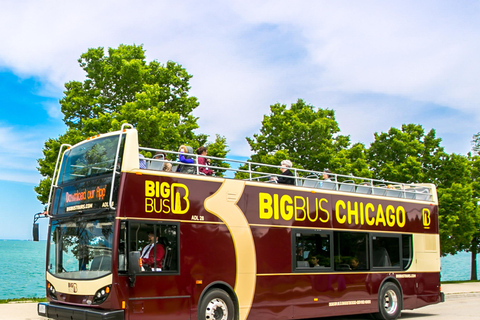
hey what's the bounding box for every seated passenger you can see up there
[177,145,195,174]
[350,257,366,270]
[139,154,147,169]
[196,147,214,176]
[322,169,331,181]
[308,252,321,268]
[271,160,295,185]
[163,162,172,172]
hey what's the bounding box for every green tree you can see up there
[36,44,225,204]
[242,99,351,176]
[435,152,480,280]
[472,132,480,154]
[367,124,445,183]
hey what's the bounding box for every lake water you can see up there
[0,240,478,300]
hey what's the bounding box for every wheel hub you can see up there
[205,298,228,320]
[383,289,398,314]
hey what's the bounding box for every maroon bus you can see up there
[37,125,443,320]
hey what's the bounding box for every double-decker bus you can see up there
[37,124,443,320]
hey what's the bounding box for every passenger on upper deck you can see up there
[177,145,195,174]
[139,154,147,169]
[322,169,331,181]
[273,160,295,185]
[196,147,214,176]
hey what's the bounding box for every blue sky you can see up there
[1,0,479,239]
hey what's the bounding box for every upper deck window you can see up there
[58,135,124,184]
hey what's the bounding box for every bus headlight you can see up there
[47,281,57,300]
[93,285,111,304]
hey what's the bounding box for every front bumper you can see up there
[38,302,124,320]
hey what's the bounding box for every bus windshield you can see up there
[48,215,114,280]
[58,135,124,184]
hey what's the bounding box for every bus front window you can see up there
[48,216,114,279]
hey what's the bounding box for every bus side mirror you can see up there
[33,223,39,242]
[128,251,141,287]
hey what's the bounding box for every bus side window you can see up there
[372,235,401,268]
[294,231,332,270]
[128,222,179,273]
[334,232,369,271]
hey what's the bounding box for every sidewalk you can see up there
[441,281,480,297]
[1,282,479,320]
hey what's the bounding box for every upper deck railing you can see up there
[139,146,434,202]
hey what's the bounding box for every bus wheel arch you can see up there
[198,282,238,320]
[373,279,403,320]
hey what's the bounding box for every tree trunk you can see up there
[471,237,478,281]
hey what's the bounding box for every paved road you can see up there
[319,293,480,320]
[2,283,479,320]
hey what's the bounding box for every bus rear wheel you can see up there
[198,289,234,320]
[374,282,402,320]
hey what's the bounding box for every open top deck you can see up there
[138,146,436,203]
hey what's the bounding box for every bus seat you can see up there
[405,191,416,199]
[162,246,175,271]
[414,188,431,200]
[356,185,372,194]
[321,181,337,190]
[147,160,164,170]
[339,180,355,192]
[373,248,391,267]
[386,189,403,198]
[372,185,387,196]
[297,261,309,268]
[90,255,111,271]
[303,179,319,188]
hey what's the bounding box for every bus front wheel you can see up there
[374,282,402,320]
[198,288,234,320]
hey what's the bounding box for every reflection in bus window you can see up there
[334,232,369,271]
[372,235,400,268]
[402,234,413,270]
[294,232,331,270]
[48,216,114,280]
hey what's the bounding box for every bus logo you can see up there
[68,282,78,293]
[145,180,190,214]
[422,208,431,229]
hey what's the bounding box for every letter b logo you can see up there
[422,208,431,229]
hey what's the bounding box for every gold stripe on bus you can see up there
[116,216,225,225]
[249,223,435,235]
[46,273,112,296]
[256,271,439,277]
[204,179,256,320]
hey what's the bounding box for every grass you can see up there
[0,297,46,304]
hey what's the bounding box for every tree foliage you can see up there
[367,124,445,183]
[244,99,351,174]
[36,44,225,204]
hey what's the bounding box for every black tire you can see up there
[198,288,235,320]
[373,282,402,320]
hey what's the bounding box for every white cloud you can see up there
[0,0,478,158]
[0,125,49,183]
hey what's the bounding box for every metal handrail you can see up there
[109,123,134,210]
[138,147,434,201]
[46,143,71,216]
